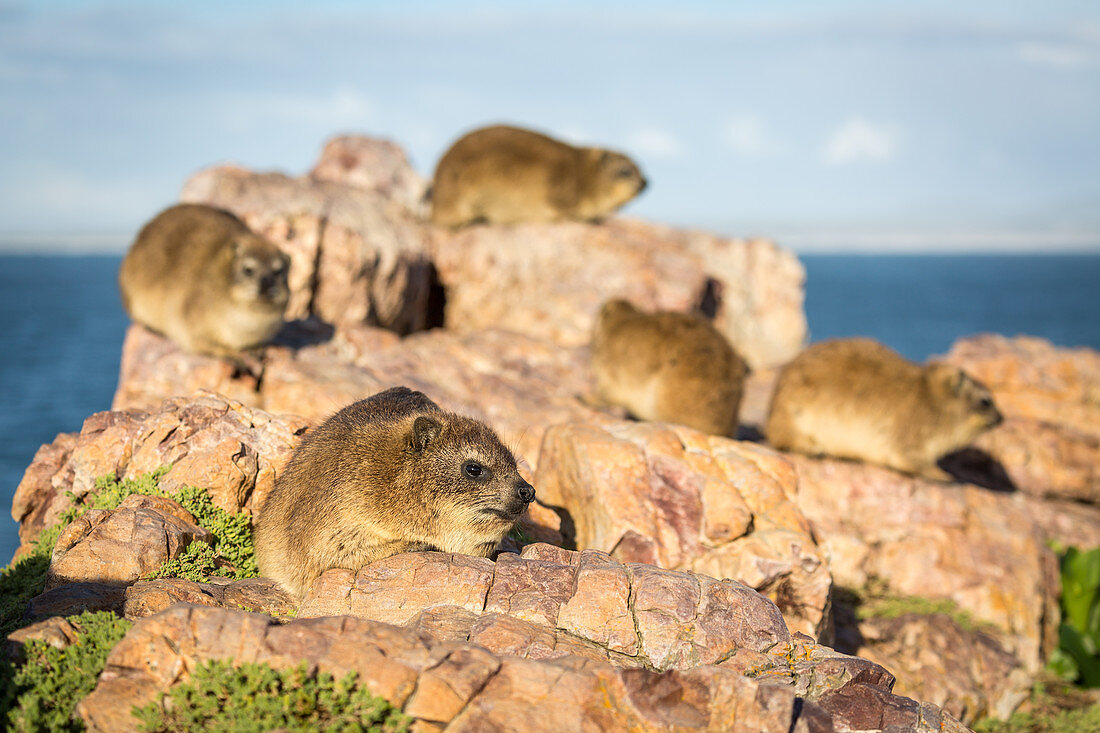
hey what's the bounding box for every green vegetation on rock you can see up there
[1,468,259,637]
[133,659,411,733]
[835,580,997,634]
[0,610,132,732]
[1048,546,1100,687]
[974,677,1100,733]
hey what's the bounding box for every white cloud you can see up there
[1017,42,1094,69]
[625,126,684,160]
[821,117,899,165]
[721,115,779,156]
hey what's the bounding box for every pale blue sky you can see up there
[1,1,1098,251]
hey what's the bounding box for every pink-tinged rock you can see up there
[836,607,1031,725]
[938,335,1100,502]
[790,454,1059,672]
[5,615,80,663]
[299,552,495,624]
[123,576,297,620]
[12,392,307,559]
[77,603,880,733]
[299,546,792,674]
[430,218,805,369]
[45,494,211,590]
[536,421,832,639]
[181,163,435,334]
[112,325,259,412]
[181,136,805,369]
[10,431,78,560]
[308,134,428,212]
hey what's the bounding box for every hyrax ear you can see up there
[927,364,966,396]
[410,416,442,452]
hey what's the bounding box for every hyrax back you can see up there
[591,299,749,437]
[430,124,647,228]
[765,338,1003,480]
[118,204,289,358]
[254,386,536,599]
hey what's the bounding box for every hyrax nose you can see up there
[515,481,535,504]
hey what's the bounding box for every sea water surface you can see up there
[1,252,1099,562]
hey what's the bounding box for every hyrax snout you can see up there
[254,386,535,598]
[118,203,289,358]
[765,337,1003,481]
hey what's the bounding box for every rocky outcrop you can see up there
[11,392,307,559]
[112,322,602,470]
[45,494,211,590]
[835,607,1031,724]
[938,334,1100,503]
[536,422,831,639]
[430,219,805,369]
[75,601,967,733]
[790,455,1059,673]
[179,135,806,369]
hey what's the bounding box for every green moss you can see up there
[0,610,132,732]
[164,484,258,580]
[974,678,1100,733]
[0,555,51,639]
[133,660,411,733]
[2,468,258,638]
[836,581,997,634]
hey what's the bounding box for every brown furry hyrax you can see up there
[429,124,647,228]
[254,387,536,599]
[118,204,289,358]
[591,299,749,437]
[765,338,1003,480]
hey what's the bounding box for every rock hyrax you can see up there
[254,386,536,598]
[591,299,749,437]
[118,204,290,358]
[765,338,1003,480]
[430,124,647,228]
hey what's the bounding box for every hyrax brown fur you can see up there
[765,338,1003,480]
[591,299,749,437]
[118,203,289,358]
[254,387,536,599]
[430,124,647,228]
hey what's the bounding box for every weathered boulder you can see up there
[181,163,435,335]
[301,544,818,673]
[112,322,601,472]
[178,135,806,369]
[938,334,1100,502]
[429,219,806,369]
[790,455,1059,673]
[838,610,1030,725]
[308,134,429,212]
[76,602,967,733]
[122,576,296,620]
[11,392,307,558]
[45,494,211,590]
[535,422,831,639]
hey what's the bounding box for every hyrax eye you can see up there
[462,461,485,479]
[978,396,994,409]
[242,264,256,277]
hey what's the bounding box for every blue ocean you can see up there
[2,252,1099,562]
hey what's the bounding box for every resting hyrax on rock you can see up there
[429,124,647,228]
[765,338,1003,481]
[254,386,536,599]
[118,203,289,358]
[591,299,749,437]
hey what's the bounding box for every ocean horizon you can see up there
[2,250,1099,562]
